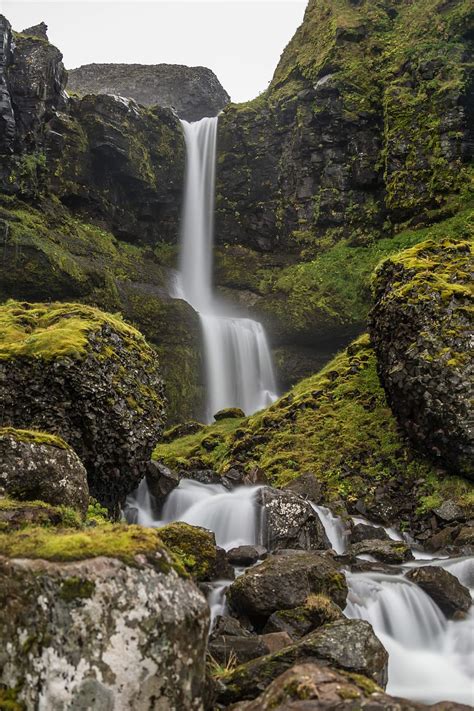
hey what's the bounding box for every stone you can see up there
[406,566,472,618]
[282,471,323,503]
[208,631,292,666]
[216,619,388,704]
[227,545,267,566]
[257,487,330,552]
[212,615,252,638]
[67,63,230,121]
[214,407,245,421]
[433,500,464,522]
[0,548,208,709]
[263,594,343,640]
[0,302,165,516]
[145,460,179,502]
[350,540,413,564]
[227,551,347,621]
[350,523,391,544]
[0,428,89,515]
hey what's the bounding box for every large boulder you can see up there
[227,552,347,621]
[0,427,89,515]
[370,239,473,479]
[406,566,472,619]
[257,487,330,551]
[0,301,165,514]
[216,619,388,704]
[0,525,208,710]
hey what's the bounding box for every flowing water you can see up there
[177,117,277,421]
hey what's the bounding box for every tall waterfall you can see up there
[177,117,277,421]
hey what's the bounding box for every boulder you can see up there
[212,615,252,638]
[227,552,347,621]
[350,523,390,545]
[282,471,323,503]
[350,540,413,564]
[0,526,208,710]
[263,594,343,640]
[214,407,245,421]
[158,522,234,582]
[227,545,267,567]
[257,487,330,552]
[0,499,81,531]
[370,239,473,479]
[406,566,471,618]
[0,427,89,515]
[145,460,179,503]
[217,619,388,704]
[0,301,165,515]
[208,631,292,666]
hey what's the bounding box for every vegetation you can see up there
[0,427,70,450]
[158,522,217,580]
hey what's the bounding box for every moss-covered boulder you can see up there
[0,427,89,515]
[158,521,223,582]
[0,301,165,514]
[0,525,208,710]
[370,239,474,480]
[0,498,81,532]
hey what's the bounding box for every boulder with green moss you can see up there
[0,427,89,515]
[0,524,208,710]
[0,301,165,514]
[370,239,474,480]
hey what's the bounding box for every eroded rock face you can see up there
[370,239,474,480]
[0,554,209,710]
[257,487,330,551]
[0,428,89,515]
[0,302,165,514]
[227,551,347,621]
[67,62,230,121]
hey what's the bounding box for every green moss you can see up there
[85,499,110,525]
[0,427,69,450]
[158,521,216,580]
[0,498,82,530]
[59,577,96,602]
[343,672,381,696]
[0,686,25,711]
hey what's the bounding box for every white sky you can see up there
[1,1,307,102]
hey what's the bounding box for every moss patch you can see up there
[158,522,217,581]
[0,498,82,530]
[59,577,96,602]
[0,427,70,450]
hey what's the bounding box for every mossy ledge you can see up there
[0,427,69,450]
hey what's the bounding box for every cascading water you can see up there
[176,118,277,421]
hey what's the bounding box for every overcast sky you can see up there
[2,1,307,103]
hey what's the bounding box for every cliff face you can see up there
[68,63,230,121]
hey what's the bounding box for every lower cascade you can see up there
[175,117,277,421]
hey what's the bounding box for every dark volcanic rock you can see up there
[227,551,347,620]
[145,460,179,503]
[208,631,292,666]
[370,239,474,480]
[263,594,343,640]
[0,302,165,515]
[0,427,89,515]
[350,523,390,545]
[406,566,471,618]
[227,545,267,567]
[350,540,413,564]
[67,62,230,121]
[217,619,388,704]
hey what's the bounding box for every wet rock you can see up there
[257,487,330,552]
[227,551,347,621]
[183,469,224,486]
[158,521,234,582]
[263,594,343,640]
[350,539,413,563]
[217,619,388,704]
[212,615,252,638]
[0,427,89,515]
[208,631,292,666]
[406,566,472,618]
[227,545,267,567]
[214,407,245,421]
[282,471,323,503]
[145,460,179,503]
[0,547,208,709]
[350,523,390,545]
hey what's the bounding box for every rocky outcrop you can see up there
[406,566,472,619]
[216,619,388,704]
[0,301,165,514]
[227,552,347,622]
[370,239,474,480]
[68,62,230,121]
[0,427,89,515]
[0,526,209,710]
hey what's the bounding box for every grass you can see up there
[0,427,70,449]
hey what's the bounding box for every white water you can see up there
[311,504,348,554]
[178,117,277,421]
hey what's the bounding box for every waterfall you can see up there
[177,118,277,422]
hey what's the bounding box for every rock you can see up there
[433,500,464,522]
[0,499,80,531]
[216,619,388,704]
[0,527,208,709]
[161,420,205,442]
[370,239,473,480]
[158,522,233,582]
[263,594,343,640]
[350,540,413,564]
[228,661,463,710]
[454,526,474,548]
[227,545,267,566]
[214,407,245,421]
[208,631,292,666]
[257,487,330,552]
[0,427,89,515]
[282,471,322,503]
[227,552,347,621]
[406,566,472,618]
[21,21,49,40]
[212,615,252,638]
[67,63,230,121]
[145,460,179,502]
[0,301,165,515]
[350,523,390,544]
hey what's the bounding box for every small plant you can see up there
[207,649,239,679]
